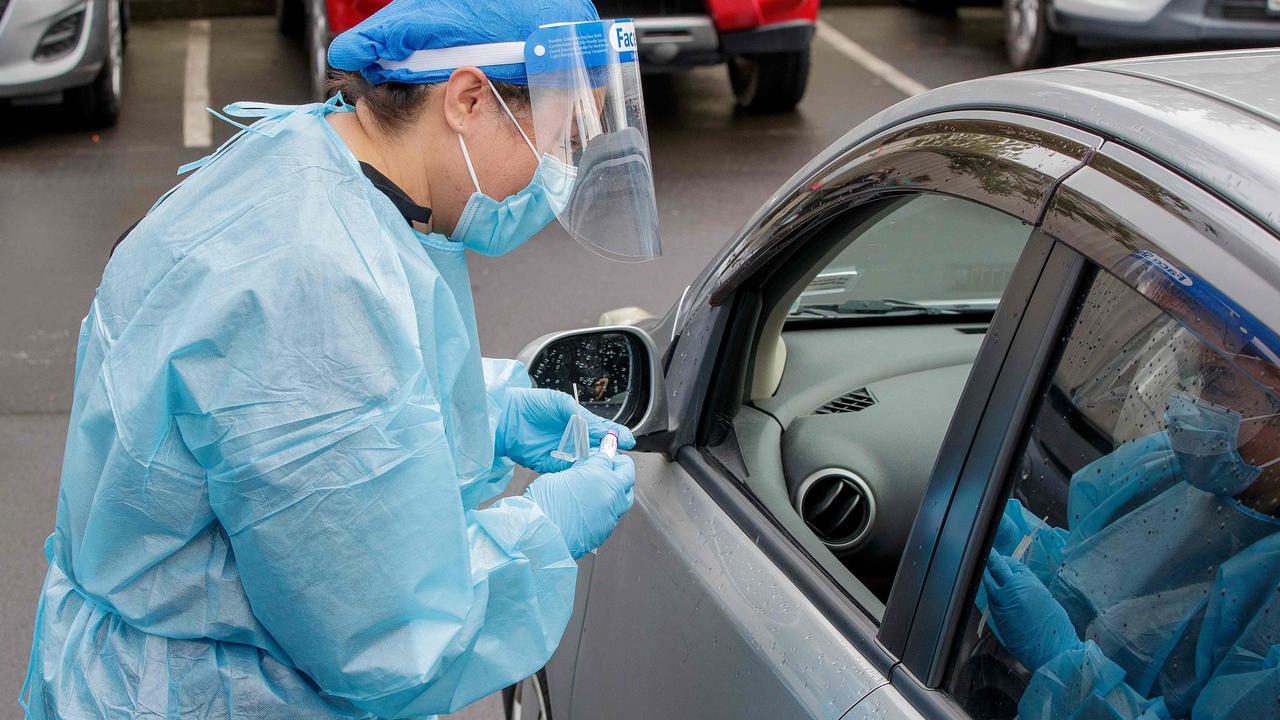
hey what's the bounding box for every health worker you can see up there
[980,337,1280,720]
[18,0,661,717]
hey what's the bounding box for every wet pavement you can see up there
[0,5,1023,715]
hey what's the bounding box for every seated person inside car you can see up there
[955,269,1280,720]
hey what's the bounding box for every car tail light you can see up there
[34,9,85,61]
[705,0,821,33]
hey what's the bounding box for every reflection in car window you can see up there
[946,268,1280,720]
[788,194,1032,320]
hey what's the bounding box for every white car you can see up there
[0,0,127,126]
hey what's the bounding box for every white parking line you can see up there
[815,19,931,98]
[183,19,212,148]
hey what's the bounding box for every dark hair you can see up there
[326,70,531,136]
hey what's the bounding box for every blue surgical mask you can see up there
[450,83,576,257]
[1164,390,1263,496]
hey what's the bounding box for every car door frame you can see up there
[635,109,1106,707]
[882,138,1280,715]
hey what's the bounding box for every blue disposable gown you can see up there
[19,100,578,719]
[996,432,1280,720]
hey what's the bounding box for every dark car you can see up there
[277,0,818,112]
[509,49,1280,719]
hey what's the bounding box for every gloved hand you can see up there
[982,549,1081,671]
[497,387,635,473]
[990,499,1067,583]
[524,452,636,559]
[993,502,1025,557]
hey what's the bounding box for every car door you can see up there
[543,112,1106,719]
[872,141,1280,718]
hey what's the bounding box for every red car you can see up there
[277,0,819,112]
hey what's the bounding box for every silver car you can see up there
[511,49,1280,719]
[1003,0,1280,69]
[0,0,126,126]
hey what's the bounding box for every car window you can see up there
[945,265,1280,720]
[788,194,1031,321]
[720,193,1036,621]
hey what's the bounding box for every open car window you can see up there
[715,192,1039,623]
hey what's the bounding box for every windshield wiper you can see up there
[788,306,843,319]
[796,299,961,316]
[790,298,995,318]
[790,300,921,317]
[878,298,963,314]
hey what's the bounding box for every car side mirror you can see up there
[517,325,668,435]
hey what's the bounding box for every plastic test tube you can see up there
[587,430,621,558]
[600,430,619,459]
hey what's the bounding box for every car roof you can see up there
[846,48,1280,236]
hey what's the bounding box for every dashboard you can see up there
[743,322,987,594]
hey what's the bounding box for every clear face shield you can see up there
[372,19,661,261]
[524,20,660,262]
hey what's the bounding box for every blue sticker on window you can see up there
[525,19,637,74]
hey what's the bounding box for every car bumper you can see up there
[1053,0,1280,41]
[720,20,815,54]
[633,16,814,70]
[634,15,721,68]
[0,0,107,100]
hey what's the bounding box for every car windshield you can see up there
[788,194,1033,320]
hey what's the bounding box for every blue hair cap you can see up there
[328,0,601,86]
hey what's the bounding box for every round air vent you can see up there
[795,469,875,551]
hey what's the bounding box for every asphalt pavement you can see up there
[0,6,1020,716]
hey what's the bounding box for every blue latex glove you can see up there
[993,502,1025,557]
[524,452,636,559]
[983,549,1082,670]
[975,504,1029,618]
[498,387,636,473]
[991,498,1068,583]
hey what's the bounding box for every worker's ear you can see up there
[442,67,491,135]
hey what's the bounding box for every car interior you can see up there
[713,193,1034,614]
